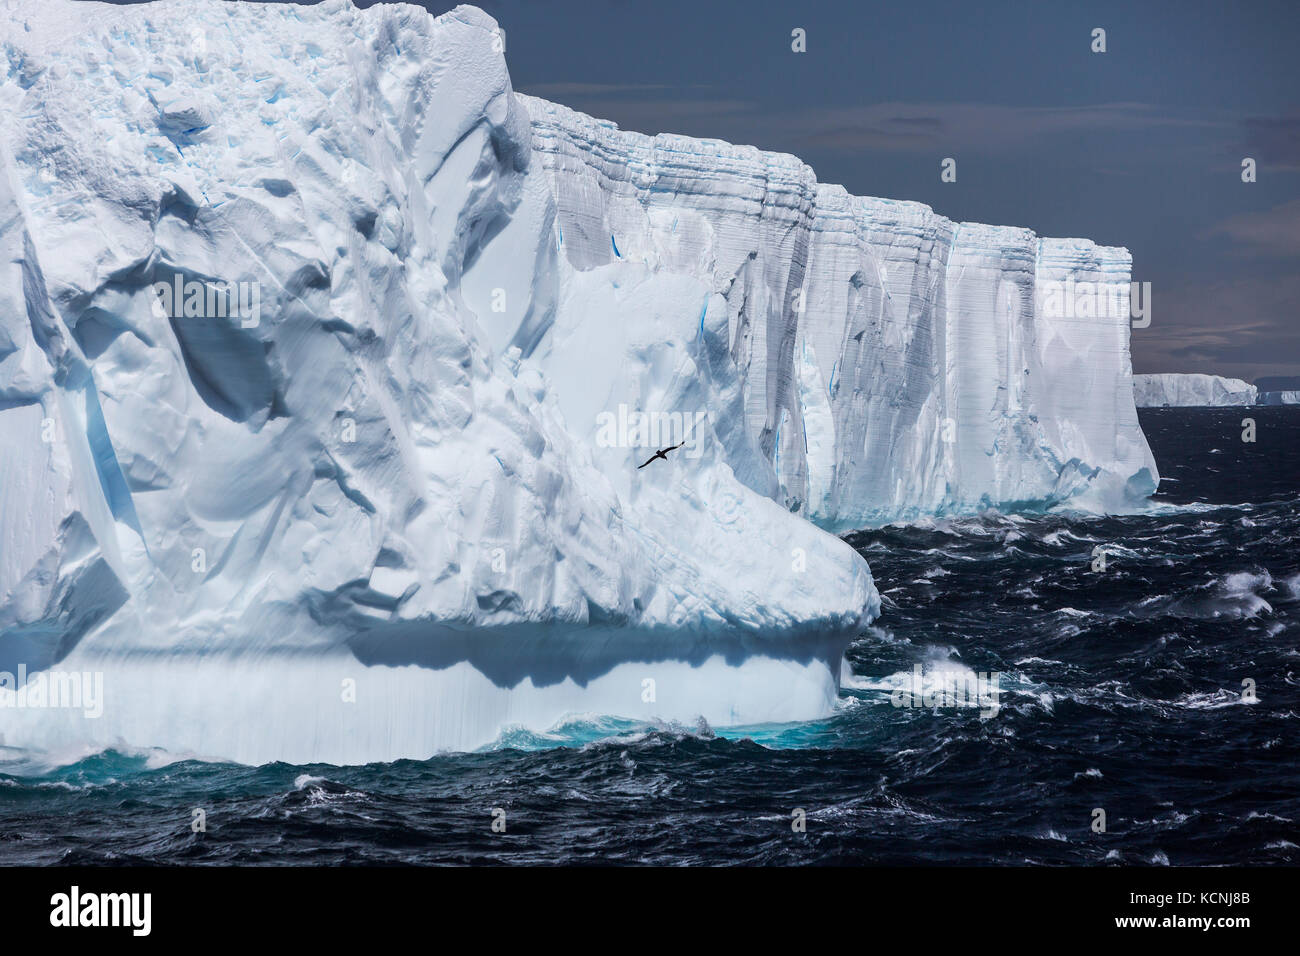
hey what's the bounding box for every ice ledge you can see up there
[518,94,1132,263]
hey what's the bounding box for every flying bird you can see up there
[637,441,686,469]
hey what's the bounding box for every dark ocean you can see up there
[2,407,1297,865]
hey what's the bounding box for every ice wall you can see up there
[1133,373,1259,407]
[518,97,1158,530]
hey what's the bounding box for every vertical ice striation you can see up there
[1035,239,1157,506]
[796,192,958,523]
[519,94,818,506]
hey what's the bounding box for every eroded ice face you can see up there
[0,0,876,762]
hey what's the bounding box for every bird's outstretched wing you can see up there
[637,442,685,469]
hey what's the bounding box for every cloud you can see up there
[514,91,1224,161]
[1205,199,1300,256]
[790,102,1222,154]
[1241,111,1300,173]
[1131,272,1300,381]
[517,82,676,97]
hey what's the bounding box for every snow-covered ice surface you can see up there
[0,0,1149,764]
[1133,373,1259,407]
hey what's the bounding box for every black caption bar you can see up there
[0,866,1280,942]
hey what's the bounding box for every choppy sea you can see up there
[2,407,1297,864]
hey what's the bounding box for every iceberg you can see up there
[1255,376,1300,405]
[0,0,875,763]
[0,0,1152,763]
[1133,373,1259,407]
[1257,391,1300,406]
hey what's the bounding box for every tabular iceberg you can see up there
[1133,373,1259,407]
[0,0,1152,764]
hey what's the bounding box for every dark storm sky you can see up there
[101,0,1300,382]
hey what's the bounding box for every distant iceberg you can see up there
[1133,373,1259,407]
[1258,391,1300,405]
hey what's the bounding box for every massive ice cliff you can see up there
[0,0,1153,763]
[1133,373,1259,407]
[520,98,1157,529]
